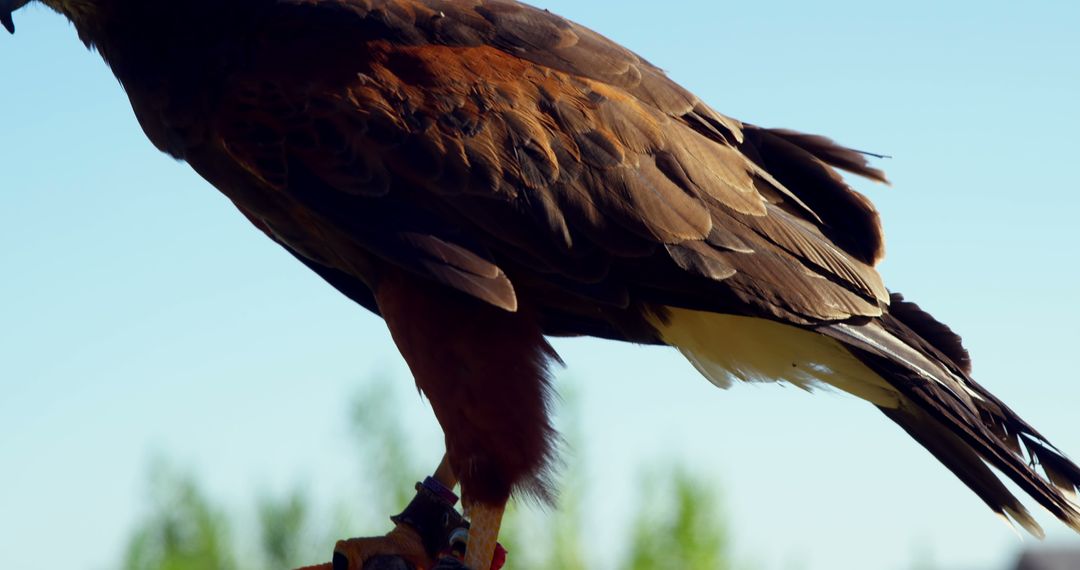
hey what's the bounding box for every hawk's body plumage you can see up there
[7,0,1080,566]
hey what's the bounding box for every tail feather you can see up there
[887,293,972,375]
[652,294,1080,536]
[825,298,1080,535]
[881,404,1044,537]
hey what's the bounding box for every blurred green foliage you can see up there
[627,469,730,570]
[119,378,734,569]
[257,491,311,569]
[121,463,236,570]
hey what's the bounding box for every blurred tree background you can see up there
[118,377,738,570]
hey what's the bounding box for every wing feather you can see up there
[216,0,888,325]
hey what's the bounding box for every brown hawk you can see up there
[4,1,1079,569]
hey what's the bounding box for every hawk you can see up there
[4,1,1079,569]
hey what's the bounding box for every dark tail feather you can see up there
[823,296,1080,536]
[881,404,1044,536]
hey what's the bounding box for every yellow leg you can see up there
[464,501,505,570]
[434,454,458,490]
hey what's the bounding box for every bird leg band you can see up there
[390,477,507,570]
[391,477,468,560]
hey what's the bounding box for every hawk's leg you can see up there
[372,266,559,569]
[461,500,505,570]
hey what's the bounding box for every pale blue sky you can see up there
[1,1,1078,569]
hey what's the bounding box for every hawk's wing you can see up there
[215,0,888,325]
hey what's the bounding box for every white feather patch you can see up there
[649,307,902,408]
